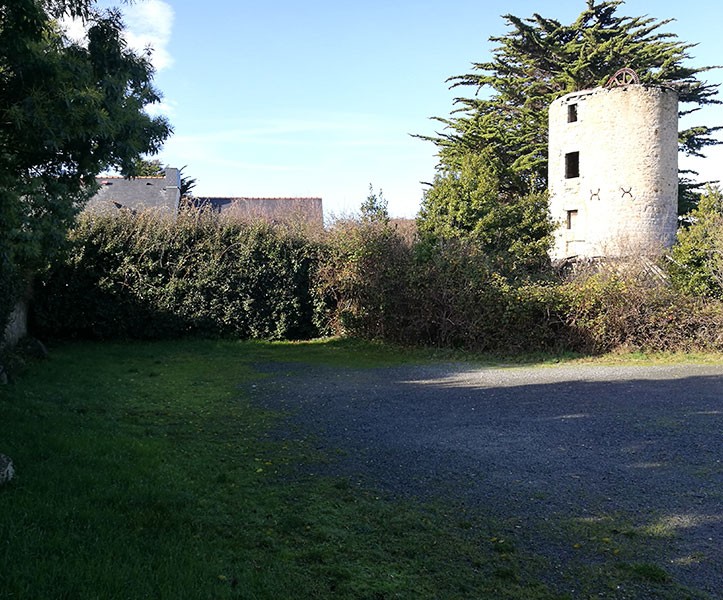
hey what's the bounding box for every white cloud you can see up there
[59,15,87,44]
[59,1,175,72]
[123,0,175,72]
[144,99,177,118]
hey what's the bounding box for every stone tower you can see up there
[548,77,679,260]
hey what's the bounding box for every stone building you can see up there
[85,170,323,227]
[190,197,324,228]
[87,168,181,215]
[548,79,679,260]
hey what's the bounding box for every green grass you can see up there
[0,338,716,599]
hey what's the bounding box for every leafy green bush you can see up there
[401,243,570,352]
[33,211,323,340]
[560,270,723,353]
[31,208,723,355]
[0,259,20,343]
[316,218,412,339]
[317,230,565,353]
[403,238,506,349]
[668,186,723,298]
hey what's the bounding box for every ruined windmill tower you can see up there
[548,68,679,260]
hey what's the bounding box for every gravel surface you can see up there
[250,361,723,596]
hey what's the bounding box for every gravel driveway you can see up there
[251,362,723,596]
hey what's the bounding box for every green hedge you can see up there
[559,271,723,353]
[31,210,723,354]
[33,211,325,340]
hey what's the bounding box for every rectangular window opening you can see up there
[566,209,578,230]
[565,152,580,179]
[567,103,578,123]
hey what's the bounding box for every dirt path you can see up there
[251,362,723,596]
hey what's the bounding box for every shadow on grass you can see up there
[251,358,723,599]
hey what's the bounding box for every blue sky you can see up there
[85,1,723,218]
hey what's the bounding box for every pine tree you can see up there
[424,0,720,195]
[360,184,390,225]
[417,151,553,276]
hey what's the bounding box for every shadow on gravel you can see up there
[253,363,723,596]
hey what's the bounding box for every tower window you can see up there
[565,152,580,179]
[566,210,578,230]
[567,104,578,122]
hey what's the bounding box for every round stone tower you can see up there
[548,82,679,260]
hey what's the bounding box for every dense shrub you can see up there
[30,208,723,354]
[404,239,507,349]
[33,211,323,340]
[668,186,723,298]
[560,270,723,353]
[318,232,565,353]
[0,260,20,342]
[317,225,723,354]
[316,218,413,339]
[401,240,560,351]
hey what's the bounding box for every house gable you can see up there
[87,167,181,215]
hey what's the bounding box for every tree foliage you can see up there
[1,0,171,265]
[1,0,171,331]
[669,186,723,298]
[179,166,197,199]
[417,152,553,277]
[424,0,720,195]
[360,184,389,225]
[133,158,166,177]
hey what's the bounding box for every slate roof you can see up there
[86,168,181,215]
[191,196,323,227]
[85,170,323,227]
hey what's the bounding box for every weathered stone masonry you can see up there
[548,84,679,260]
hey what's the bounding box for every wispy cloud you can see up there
[144,99,177,118]
[123,0,175,72]
[168,113,411,148]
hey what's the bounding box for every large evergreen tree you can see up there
[417,152,553,276]
[1,0,171,331]
[417,1,720,266]
[421,0,720,202]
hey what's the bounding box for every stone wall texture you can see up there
[548,85,678,259]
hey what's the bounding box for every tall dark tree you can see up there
[417,151,554,277]
[423,0,720,196]
[179,166,197,199]
[1,0,171,330]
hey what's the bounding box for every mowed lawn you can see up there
[0,339,714,599]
